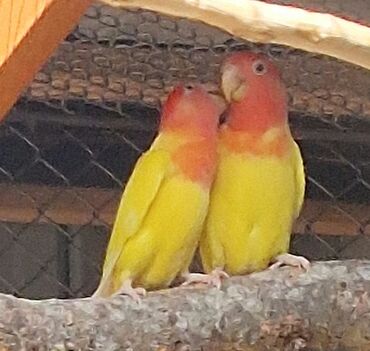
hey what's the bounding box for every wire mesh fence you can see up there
[1,3,370,299]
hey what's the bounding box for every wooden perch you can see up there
[0,260,369,350]
[104,0,370,71]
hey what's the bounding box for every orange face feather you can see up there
[160,84,220,139]
[160,84,221,186]
[221,52,288,142]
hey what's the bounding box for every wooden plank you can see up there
[0,183,368,236]
[0,1,51,66]
[0,0,92,120]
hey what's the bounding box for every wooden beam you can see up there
[0,183,368,236]
[0,0,92,120]
[105,0,370,70]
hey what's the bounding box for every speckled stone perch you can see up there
[1,261,370,350]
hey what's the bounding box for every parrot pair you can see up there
[93,52,309,301]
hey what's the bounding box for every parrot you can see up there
[92,84,222,300]
[189,52,309,286]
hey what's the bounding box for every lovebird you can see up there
[191,52,309,286]
[93,84,221,300]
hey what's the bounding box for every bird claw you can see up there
[114,281,147,304]
[269,253,310,271]
[182,268,229,289]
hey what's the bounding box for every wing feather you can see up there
[93,149,170,295]
[292,141,306,218]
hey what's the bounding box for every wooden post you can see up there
[0,0,92,120]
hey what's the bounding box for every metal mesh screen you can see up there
[1,2,370,299]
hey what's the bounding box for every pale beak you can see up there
[221,65,248,103]
[209,93,227,115]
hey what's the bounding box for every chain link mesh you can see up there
[1,2,370,298]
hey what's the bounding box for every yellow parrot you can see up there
[195,52,309,286]
[92,84,221,300]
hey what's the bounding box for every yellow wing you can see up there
[292,141,305,218]
[94,148,170,295]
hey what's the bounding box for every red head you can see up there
[160,84,222,138]
[221,52,288,133]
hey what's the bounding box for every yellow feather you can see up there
[292,141,305,218]
[200,136,305,275]
[94,133,210,296]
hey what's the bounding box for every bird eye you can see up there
[185,85,194,90]
[252,61,267,75]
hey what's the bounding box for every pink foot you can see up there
[114,279,147,303]
[182,268,229,289]
[269,253,310,271]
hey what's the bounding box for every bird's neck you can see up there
[153,130,217,187]
[220,122,293,158]
[227,92,287,134]
[155,128,215,149]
